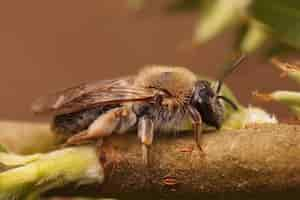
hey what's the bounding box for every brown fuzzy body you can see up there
[53,66,198,134]
[135,66,197,104]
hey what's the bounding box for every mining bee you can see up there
[32,55,245,164]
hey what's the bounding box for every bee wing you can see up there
[32,76,156,115]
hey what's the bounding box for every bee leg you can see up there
[192,121,203,152]
[66,107,137,145]
[138,116,154,165]
[188,106,203,152]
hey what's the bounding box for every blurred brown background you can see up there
[0,0,298,121]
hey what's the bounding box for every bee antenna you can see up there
[216,80,223,94]
[216,53,247,94]
[217,96,238,110]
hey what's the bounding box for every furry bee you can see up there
[32,55,245,163]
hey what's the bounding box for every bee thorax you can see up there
[135,66,197,104]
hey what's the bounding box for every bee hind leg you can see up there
[66,107,137,145]
[138,116,154,165]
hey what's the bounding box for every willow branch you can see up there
[94,124,300,195]
[1,124,300,199]
[0,121,62,154]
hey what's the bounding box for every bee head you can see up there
[190,54,245,129]
[191,80,238,129]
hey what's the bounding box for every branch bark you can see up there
[96,124,300,195]
[1,123,300,199]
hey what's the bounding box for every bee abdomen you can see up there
[52,105,119,135]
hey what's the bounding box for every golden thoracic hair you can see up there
[135,65,197,102]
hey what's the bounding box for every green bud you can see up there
[254,90,300,118]
[240,19,270,53]
[255,90,300,107]
[271,58,300,85]
[0,153,42,167]
[222,106,277,130]
[194,0,250,44]
[0,146,103,200]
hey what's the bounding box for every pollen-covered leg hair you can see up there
[66,107,137,145]
[138,116,154,165]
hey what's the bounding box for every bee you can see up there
[32,55,245,164]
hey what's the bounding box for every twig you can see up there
[1,124,300,199]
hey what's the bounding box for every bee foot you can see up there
[196,145,206,157]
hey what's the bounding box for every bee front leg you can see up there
[66,107,137,145]
[138,116,154,165]
[188,106,203,152]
